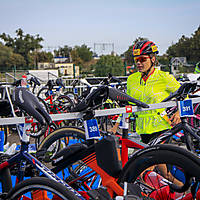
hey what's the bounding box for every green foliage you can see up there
[54,45,72,58]
[0,28,43,67]
[166,26,200,64]
[0,42,26,71]
[37,51,53,62]
[74,44,93,62]
[92,55,123,77]
[157,55,170,72]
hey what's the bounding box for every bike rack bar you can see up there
[1,97,200,126]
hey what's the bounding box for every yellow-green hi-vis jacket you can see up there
[127,68,181,135]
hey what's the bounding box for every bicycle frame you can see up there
[0,118,85,200]
[51,139,125,199]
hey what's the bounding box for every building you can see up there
[170,57,193,74]
[38,57,80,78]
[56,63,79,78]
[38,62,54,69]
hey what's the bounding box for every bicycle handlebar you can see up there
[71,85,149,112]
[108,87,149,108]
[108,73,122,84]
[162,82,198,102]
[29,77,41,86]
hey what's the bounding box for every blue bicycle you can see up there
[0,87,84,200]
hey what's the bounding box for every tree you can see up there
[166,26,200,64]
[54,45,72,59]
[75,44,93,62]
[0,28,43,67]
[0,42,25,71]
[157,54,170,72]
[92,55,123,77]
[37,51,54,63]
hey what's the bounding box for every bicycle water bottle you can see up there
[0,130,4,152]
[119,113,129,129]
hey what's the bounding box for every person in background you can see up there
[110,40,181,144]
[194,61,200,74]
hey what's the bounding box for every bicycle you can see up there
[38,82,200,199]
[0,86,84,200]
[37,78,75,126]
[5,177,80,199]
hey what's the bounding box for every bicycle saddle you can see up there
[52,143,88,166]
[13,87,52,126]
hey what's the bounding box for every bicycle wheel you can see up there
[118,144,200,200]
[55,95,76,126]
[37,87,50,99]
[64,91,79,105]
[189,103,200,128]
[37,127,99,191]
[6,177,81,200]
[38,126,86,163]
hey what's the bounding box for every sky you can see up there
[1,0,200,56]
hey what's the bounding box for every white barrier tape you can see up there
[1,97,200,125]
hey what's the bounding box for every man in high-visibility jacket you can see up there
[110,40,181,144]
[194,62,200,74]
[128,40,181,143]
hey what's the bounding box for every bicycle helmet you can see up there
[132,40,159,57]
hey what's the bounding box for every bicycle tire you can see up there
[56,95,77,126]
[37,126,101,192]
[118,144,200,199]
[64,91,79,105]
[37,87,49,99]
[6,177,81,200]
[38,126,86,162]
[0,167,12,193]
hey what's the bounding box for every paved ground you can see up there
[6,127,36,152]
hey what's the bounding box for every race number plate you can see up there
[84,119,100,140]
[178,99,194,117]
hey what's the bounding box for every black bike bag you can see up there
[52,143,88,165]
[95,135,122,178]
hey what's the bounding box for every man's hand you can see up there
[170,111,181,125]
[108,122,120,134]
